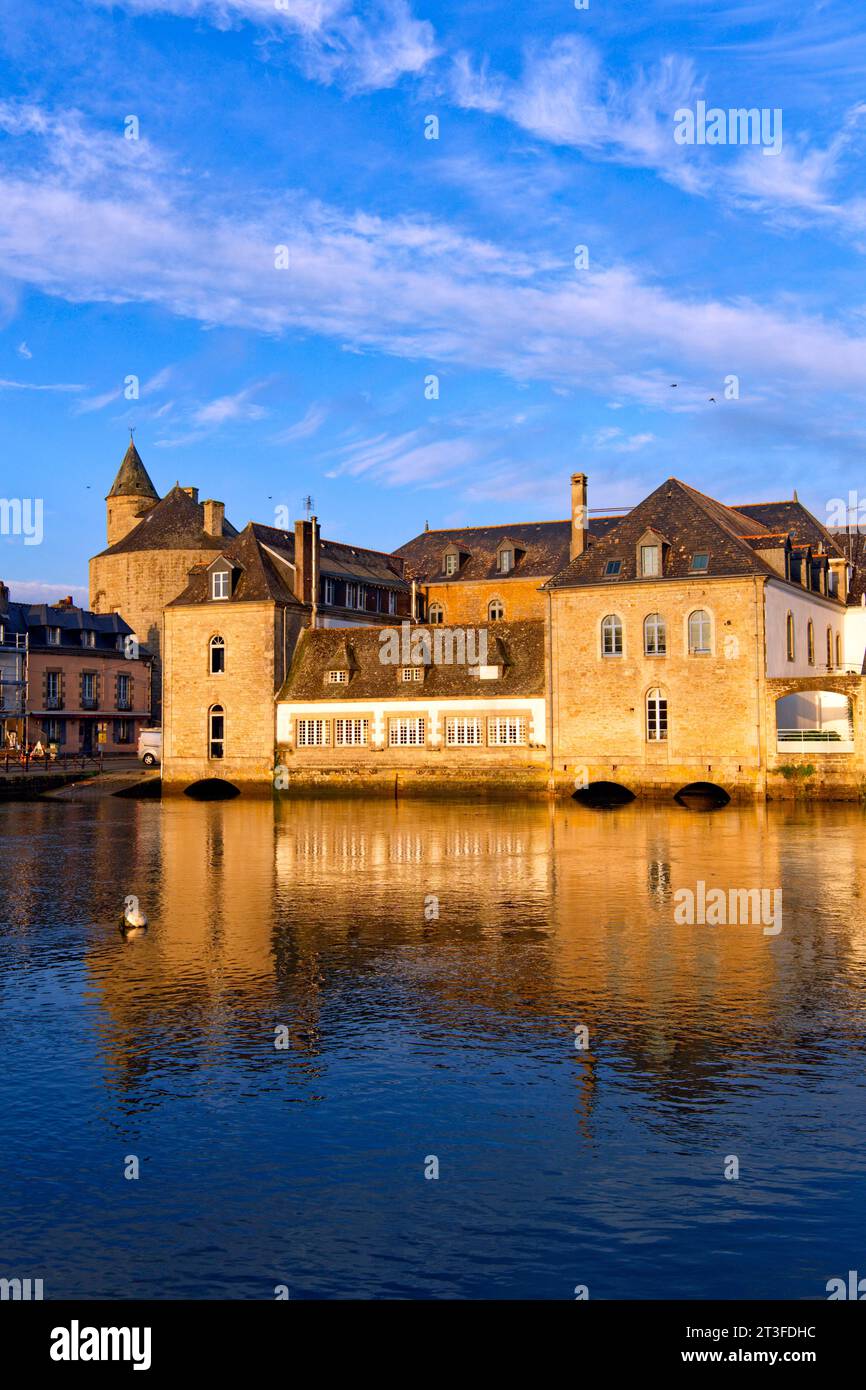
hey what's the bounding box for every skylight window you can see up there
[604,560,622,576]
[690,552,709,572]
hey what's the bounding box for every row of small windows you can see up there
[786,615,842,668]
[601,611,712,657]
[296,715,528,748]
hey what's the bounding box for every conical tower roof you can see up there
[107,439,159,501]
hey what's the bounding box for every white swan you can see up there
[120,894,148,934]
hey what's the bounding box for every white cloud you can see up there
[4,103,866,416]
[272,402,327,443]
[7,580,88,603]
[16,340,31,358]
[0,378,82,391]
[97,0,437,92]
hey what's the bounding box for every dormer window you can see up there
[211,569,230,601]
[497,547,514,574]
[47,627,61,645]
[640,545,659,577]
[443,551,459,576]
[81,630,95,648]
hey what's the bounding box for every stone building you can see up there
[546,477,862,800]
[395,474,620,626]
[275,620,547,796]
[162,520,411,791]
[89,439,237,716]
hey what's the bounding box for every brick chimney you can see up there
[181,486,199,503]
[202,499,225,536]
[294,519,313,604]
[570,472,589,560]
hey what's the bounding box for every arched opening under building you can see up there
[775,691,854,752]
[573,780,636,809]
[183,778,241,801]
[674,781,731,811]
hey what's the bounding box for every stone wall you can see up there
[420,577,547,625]
[162,600,305,790]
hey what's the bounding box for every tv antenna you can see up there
[301,494,315,519]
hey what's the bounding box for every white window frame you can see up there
[389,717,426,747]
[209,704,225,759]
[488,716,527,746]
[446,716,482,746]
[211,570,230,601]
[297,718,330,747]
[601,614,623,657]
[401,667,424,683]
[498,548,514,574]
[488,599,505,621]
[47,627,61,645]
[688,609,712,656]
[429,604,444,625]
[644,612,666,656]
[444,553,458,576]
[327,670,348,685]
[640,545,660,577]
[210,635,225,674]
[324,578,335,605]
[646,689,668,742]
[387,591,396,615]
[335,717,369,747]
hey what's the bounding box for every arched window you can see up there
[210,635,225,674]
[209,705,225,760]
[646,688,668,742]
[688,609,712,655]
[644,612,666,656]
[428,603,444,625]
[488,599,505,622]
[601,614,623,657]
[786,612,795,662]
[836,632,842,668]
[807,620,815,665]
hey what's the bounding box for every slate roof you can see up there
[106,441,159,501]
[395,517,621,584]
[0,597,149,652]
[168,524,306,608]
[94,484,239,557]
[734,500,845,558]
[277,620,545,703]
[829,529,866,605]
[547,478,807,589]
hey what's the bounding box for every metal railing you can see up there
[44,694,64,710]
[81,696,98,710]
[777,728,850,743]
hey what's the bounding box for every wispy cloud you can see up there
[0,378,82,391]
[97,0,437,92]
[16,340,31,359]
[272,402,327,443]
[193,381,270,426]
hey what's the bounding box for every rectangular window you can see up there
[444,553,457,576]
[690,552,709,572]
[388,591,396,615]
[401,667,424,682]
[446,717,482,746]
[647,694,668,742]
[297,718,330,747]
[498,549,514,574]
[345,582,357,609]
[117,673,131,708]
[114,719,132,744]
[488,716,527,746]
[604,560,622,576]
[46,671,61,706]
[335,718,369,747]
[80,630,95,648]
[324,578,335,605]
[640,545,660,577]
[47,627,61,645]
[81,673,97,708]
[389,717,426,746]
[211,570,230,600]
[327,670,348,684]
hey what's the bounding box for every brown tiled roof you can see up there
[106,441,159,501]
[734,500,845,557]
[250,524,409,590]
[277,620,545,702]
[167,523,306,608]
[95,484,239,556]
[548,478,784,588]
[395,517,620,584]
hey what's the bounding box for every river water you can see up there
[1,795,865,1300]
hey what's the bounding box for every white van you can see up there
[138,728,162,767]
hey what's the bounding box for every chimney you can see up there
[203,499,225,536]
[294,519,313,605]
[56,596,74,609]
[181,486,199,503]
[571,472,589,560]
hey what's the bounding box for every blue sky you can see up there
[2,0,866,601]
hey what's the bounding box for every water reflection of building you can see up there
[68,798,866,1119]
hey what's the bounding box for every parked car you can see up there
[138,728,162,766]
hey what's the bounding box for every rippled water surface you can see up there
[1,795,866,1299]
